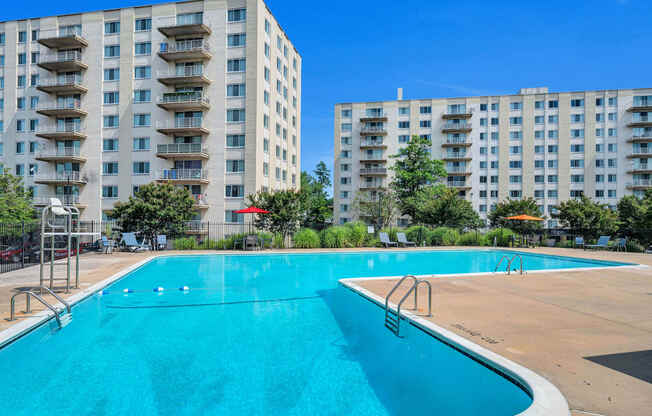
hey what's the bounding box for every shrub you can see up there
[273,232,286,249]
[199,239,220,249]
[486,228,515,247]
[380,227,399,243]
[293,228,321,248]
[366,237,381,248]
[625,239,645,253]
[321,226,352,248]
[458,231,488,246]
[346,222,368,247]
[405,225,429,246]
[173,237,198,250]
[428,227,460,246]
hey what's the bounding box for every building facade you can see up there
[0,0,301,223]
[334,87,652,227]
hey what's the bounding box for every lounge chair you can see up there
[379,232,398,248]
[156,235,167,250]
[101,236,115,254]
[613,238,626,252]
[575,237,584,249]
[397,232,416,247]
[120,232,149,252]
[585,236,610,250]
[244,235,259,251]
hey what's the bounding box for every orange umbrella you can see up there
[505,214,544,221]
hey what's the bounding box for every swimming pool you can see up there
[0,250,626,415]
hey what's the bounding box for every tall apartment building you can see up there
[0,0,301,223]
[334,87,652,227]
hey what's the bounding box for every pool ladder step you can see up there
[494,254,525,275]
[9,286,72,329]
[384,275,432,337]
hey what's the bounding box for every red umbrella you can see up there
[234,206,270,214]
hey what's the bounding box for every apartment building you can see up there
[334,87,652,227]
[0,0,302,224]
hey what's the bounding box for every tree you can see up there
[414,187,483,229]
[351,188,399,232]
[247,189,306,241]
[488,197,544,235]
[300,164,332,230]
[0,170,35,223]
[390,135,447,219]
[109,182,195,246]
[617,189,652,246]
[313,161,332,188]
[554,196,617,241]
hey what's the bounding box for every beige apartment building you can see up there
[0,0,301,224]
[334,87,652,227]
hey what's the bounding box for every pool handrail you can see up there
[385,275,432,336]
[9,286,71,328]
[508,254,524,275]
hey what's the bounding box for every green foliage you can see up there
[293,228,321,248]
[458,231,488,246]
[248,189,306,240]
[414,187,483,229]
[617,189,652,246]
[199,239,220,250]
[173,237,199,250]
[380,227,399,242]
[110,182,195,246]
[390,135,447,219]
[320,226,351,248]
[352,188,398,232]
[625,239,645,253]
[345,221,368,247]
[428,227,459,246]
[273,233,286,249]
[366,237,381,248]
[486,228,516,247]
[405,225,429,246]
[488,198,544,235]
[555,196,617,241]
[300,165,333,230]
[0,171,35,223]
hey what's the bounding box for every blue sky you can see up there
[4,0,651,180]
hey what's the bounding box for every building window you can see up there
[105,21,120,34]
[398,121,409,129]
[103,91,119,105]
[104,45,120,57]
[548,100,558,108]
[570,99,584,107]
[102,186,118,198]
[226,134,245,148]
[225,185,245,197]
[132,161,150,175]
[104,68,120,81]
[134,89,151,103]
[227,33,246,47]
[227,58,246,72]
[135,18,152,32]
[133,113,151,127]
[228,8,247,22]
[103,138,119,152]
[227,83,246,97]
[226,160,245,173]
[103,115,119,128]
[102,162,119,176]
[134,42,151,55]
[18,31,27,43]
[134,66,151,79]
[225,210,244,224]
[133,137,150,151]
[226,109,245,122]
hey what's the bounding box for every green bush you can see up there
[625,239,645,253]
[273,233,286,249]
[199,239,220,249]
[405,225,429,246]
[321,226,352,248]
[486,228,515,247]
[346,222,368,247]
[458,231,488,246]
[380,227,399,243]
[428,227,460,246]
[293,228,321,248]
[173,237,198,250]
[366,237,381,248]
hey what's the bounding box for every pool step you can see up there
[384,275,432,337]
[59,312,72,327]
[384,312,399,335]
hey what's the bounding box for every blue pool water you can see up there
[0,250,627,415]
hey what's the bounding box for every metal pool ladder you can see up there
[384,275,432,337]
[9,286,72,328]
[494,254,525,275]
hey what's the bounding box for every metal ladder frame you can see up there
[9,286,71,328]
[494,255,510,273]
[494,254,525,275]
[384,275,432,336]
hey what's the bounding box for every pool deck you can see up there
[0,247,651,416]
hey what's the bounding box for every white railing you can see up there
[446,152,468,159]
[33,195,81,205]
[158,92,209,105]
[632,148,651,155]
[630,162,649,171]
[360,182,384,189]
[158,67,205,78]
[631,134,652,140]
[41,50,83,63]
[442,121,472,130]
[39,27,84,39]
[629,179,652,186]
[160,39,210,53]
[36,148,81,158]
[447,166,469,173]
[362,111,384,118]
[35,171,85,182]
[38,75,84,87]
[445,137,469,144]
[361,153,385,161]
[191,194,208,206]
[159,169,207,180]
[360,126,386,134]
[447,180,468,187]
[360,139,385,147]
[157,143,206,154]
[38,101,83,111]
[157,118,204,130]
[445,107,473,115]
[631,115,652,123]
[158,14,208,27]
[359,168,387,175]
[38,122,84,134]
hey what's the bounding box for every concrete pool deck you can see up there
[0,247,650,415]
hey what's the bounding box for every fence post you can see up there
[21,221,25,269]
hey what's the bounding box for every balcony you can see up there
[36,76,87,94]
[360,154,386,163]
[158,40,212,61]
[156,143,209,160]
[442,107,473,119]
[157,169,209,184]
[628,134,652,143]
[359,139,387,149]
[38,27,88,49]
[443,152,471,161]
[441,121,472,133]
[627,163,651,174]
[32,195,87,208]
[157,118,209,136]
[35,148,86,163]
[359,168,387,176]
[626,179,652,190]
[36,101,87,118]
[157,92,210,111]
[37,51,88,72]
[360,113,387,123]
[360,126,387,136]
[36,122,86,140]
[359,182,384,190]
[34,171,87,185]
[446,166,472,175]
[191,195,209,209]
[627,99,652,112]
[627,148,651,158]
[157,68,211,86]
[442,137,472,147]
[447,180,471,189]
[158,15,211,37]
[627,115,652,128]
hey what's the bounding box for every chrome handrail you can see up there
[384,275,432,336]
[507,254,524,275]
[494,255,510,273]
[9,286,71,328]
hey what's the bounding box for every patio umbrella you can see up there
[504,214,544,221]
[234,206,270,230]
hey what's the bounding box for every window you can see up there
[28,164,37,176]
[491,117,499,125]
[225,210,244,224]
[177,12,203,25]
[18,31,27,43]
[29,119,38,132]
[226,134,245,147]
[509,160,522,169]
[133,137,150,151]
[535,130,544,139]
[29,141,37,153]
[102,186,118,198]
[226,160,245,173]
[534,145,544,154]
[102,162,119,175]
[596,113,604,122]
[509,131,522,140]
[134,89,151,103]
[596,128,604,137]
[263,162,269,176]
[608,190,617,198]
[227,109,245,122]
[571,99,584,107]
[17,75,26,88]
[30,74,39,86]
[480,103,487,111]
[491,103,499,111]
[134,42,151,55]
[15,164,25,176]
[608,128,617,137]
[608,143,617,152]
[103,91,119,105]
[104,68,120,81]
[104,45,120,57]
[596,97,603,107]
[227,83,246,97]
[596,144,604,152]
[596,159,605,168]
[548,115,558,124]
[535,116,544,124]
[548,130,558,139]
[103,115,119,128]
[571,175,584,183]
[571,129,584,138]
[548,160,558,168]
[510,146,521,154]
[398,121,409,129]
[105,21,120,34]
[0,33,4,45]
[16,119,25,132]
[548,145,558,153]
[570,144,584,152]
[31,52,39,64]
[479,118,487,126]
[420,105,432,114]
[570,159,584,168]
[548,175,558,183]
[547,190,558,198]
[608,159,617,168]
[17,97,25,110]
[491,132,499,141]
[31,30,39,41]
[534,175,544,184]
[228,33,246,47]
[133,113,151,127]
[608,112,617,121]
[135,18,152,31]
[510,191,522,198]
[510,102,522,111]
[608,97,617,106]
[227,58,246,72]
[608,174,617,182]
[548,100,558,108]
[535,100,544,109]
[132,161,150,175]
[570,114,584,123]
[571,190,584,198]
[103,138,118,152]
[398,135,409,144]
[420,120,431,128]
[16,142,25,154]
[534,159,544,168]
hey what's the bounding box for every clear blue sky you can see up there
[5,0,651,180]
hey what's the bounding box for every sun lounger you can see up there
[120,232,150,252]
[397,232,416,247]
[380,232,398,248]
[585,236,610,250]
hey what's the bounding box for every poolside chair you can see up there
[585,236,610,250]
[244,235,259,251]
[156,235,167,250]
[101,236,116,254]
[575,237,584,249]
[379,232,398,248]
[120,232,149,252]
[613,238,626,252]
[397,232,416,247]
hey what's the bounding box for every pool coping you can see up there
[339,278,571,416]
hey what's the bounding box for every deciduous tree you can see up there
[0,170,35,223]
[247,189,306,241]
[488,197,544,235]
[554,196,617,241]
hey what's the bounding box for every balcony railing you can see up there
[38,122,84,134]
[160,39,210,53]
[159,169,207,181]
[442,121,472,130]
[447,180,468,187]
[360,126,386,134]
[35,171,85,182]
[38,75,84,88]
[157,143,206,154]
[632,115,651,123]
[446,166,469,173]
[630,163,649,171]
[41,50,83,64]
[33,195,82,205]
[35,148,82,158]
[361,154,385,161]
[191,194,209,206]
[629,179,652,187]
[360,139,385,147]
[445,107,473,116]
[175,117,203,128]
[359,168,387,175]
[445,152,468,159]
[158,92,210,105]
[360,182,384,189]
[632,148,651,155]
[445,137,469,145]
